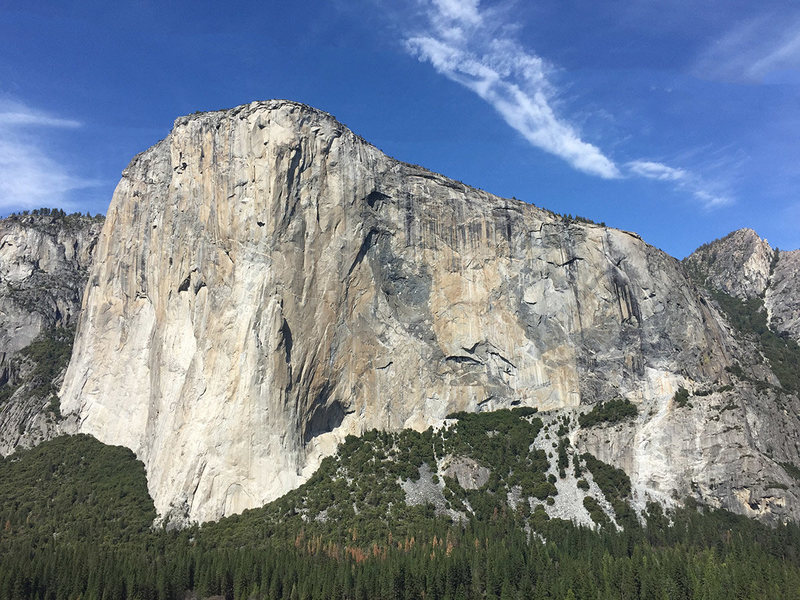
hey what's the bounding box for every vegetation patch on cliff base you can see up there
[711,290,800,396]
[673,386,690,408]
[2,429,800,599]
[260,407,555,543]
[0,327,75,415]
[578,398,638,428]
[0,434,155,546]
[581,452,638,529]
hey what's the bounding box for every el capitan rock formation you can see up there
[55,100,800,524]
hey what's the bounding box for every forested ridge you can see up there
[2,412,800,599]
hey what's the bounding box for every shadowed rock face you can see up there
[58,100,800,524]
[0,213,103,455]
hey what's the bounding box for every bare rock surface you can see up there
[442,456,489,490]
[58,100,800,523]
[684,229,773,300]
[0,213,102,454]
[767,249,800,341]
[685,228,800,342]
[402,464,454,518]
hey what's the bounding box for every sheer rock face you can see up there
[59,101,800,523]
[0,214,102,455]
[767,249,800,341]
[685,228,800,342]
[576,377,800,522]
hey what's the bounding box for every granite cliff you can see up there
[685,228,800,343]
[0,212,103,454]
[55,100,800,524]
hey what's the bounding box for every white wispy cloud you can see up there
[0,100,97,211]
[693,13,800,83]
[431,0,481,26]
[0,110,81,129]
[692,190,731,209]
[401,1,733,210]
[627,159,731,209]
[627,160,687,182]
[404,0,621,179]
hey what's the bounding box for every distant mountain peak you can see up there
[685,227,799,342]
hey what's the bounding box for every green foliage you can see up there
[583,496,610,527]
[686,246,800,396]
[578,398,638,428]
[581,453,639,529]
[711,290,800,395]
[7,208,104,224]
[212,408,556,548]
[0,435,156,547]
[0,327,75,409]
[3,430,800,599]
[445,409,554,508]
[510,406,538,417]
[781,462,800,482]
[572,452,583,478]
[673,386,690,408]
[20,327,75,405]
[559,213,607,227]
[0,386,13,405]
[582,453,632,500]
[556,437,569,478]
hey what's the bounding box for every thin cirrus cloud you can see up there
[693,13,800,84]
[627,160,687,182]
[404,0,622,179]
[627,160,730,209]
[0,100,97,212]
[402,0,731,209]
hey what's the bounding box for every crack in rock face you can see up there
[56,100,800,524]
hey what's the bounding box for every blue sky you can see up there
[1,0,799,258]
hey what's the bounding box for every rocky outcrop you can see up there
[685,228,800,342]
[684,229,773,300]
[767,249,800,341]
[0,212,103,454]
[442,456,490,491]
[59,100,800,524]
